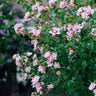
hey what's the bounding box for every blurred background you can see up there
[0,0,33,96]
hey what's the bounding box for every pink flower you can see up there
[69,0,75,6]
[38,6,45,13]
[33,54,37,59]
[59,1,67,8]
[33,59,38,66]
[48,53,57,61]
[45,7,49,11]
[14,23,25,36]
[47,61,53,67]
[14,23,23,34]
[69,50,73,55]
[36,13,41,18]
[91,28,96,36]
[47,84,54,90]
[38,46,44,53]
[35,82,44,94]
[12,54,17,59]
[25,66,31,73]
[24,11,30,19]
[47,60,53,67]
[30,28,41,37]
[32,75,40,85]
[49,27,61,36]
[49,0,57,4]
[72,24,83,33]
[32,2,39,11]
[81,12,89,20]
[31,92,37,96]
[83,6,94,14]
[44,51,51,58]
[53,62,61,68]
[24,73,28,79]
[38,65,46,73]
[89,82,96,90]
[77,7,83,16]
[31,40,38,49]
[77,6,94,20]
[93,89,96,94]
[64,25,67,31]
[26,52,32,56]
[67,24,73,31]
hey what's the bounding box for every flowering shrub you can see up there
[14,0,96,96]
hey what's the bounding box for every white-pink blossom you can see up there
[93,89,96,94]
[89,82,96,90]
[48,53,57,61]
[30,28,41,37]
[49,0,57,4]
[38,65,46,73]
[81,12,89,20]
[69,50,73,55]
[32,75,40,85]
[59,1,67,8]
[77,6,94,20]
[25,66,31,73]
[33,54,37,59]
[53,62,61,68]
[31,40,38,49]
[47,61,53,67]
[33,59,38,66]
[49,27,61,36]
[24,11,30,19]
[26,52,32,56]
[47,84,54,90]
[24,73,28,79]
[44,51,51,58]
[38,6,45,13]
[91,28,96,36]
[32,2,39,11]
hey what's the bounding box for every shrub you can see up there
[14,0,96,96]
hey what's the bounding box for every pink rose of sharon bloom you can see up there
[49,27,61,36]
[38,6,45,13]
[26,52,32,56]
[14,23,23,34]
[44,51,51,58]
[48,53,57,61]
[25,66,31,73]
[24,73,28,79]
[91,28,96,36]
[59,1,67,8]
[89,82,96,90]
[77,6,94,20]
[32,75,40,85]
[81,12,89,20]
[49,0,57,4]
[38,65,46,74]
[54,62,61,68]
[93,89,96,94]
[47,84,54,90]
[69,50,73,55]
[47,60,53,67]
[24,11,30,19]
[32,2,39,11]
[33,59,38,66]
[30,28,41,37]
[14,23,25,36]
